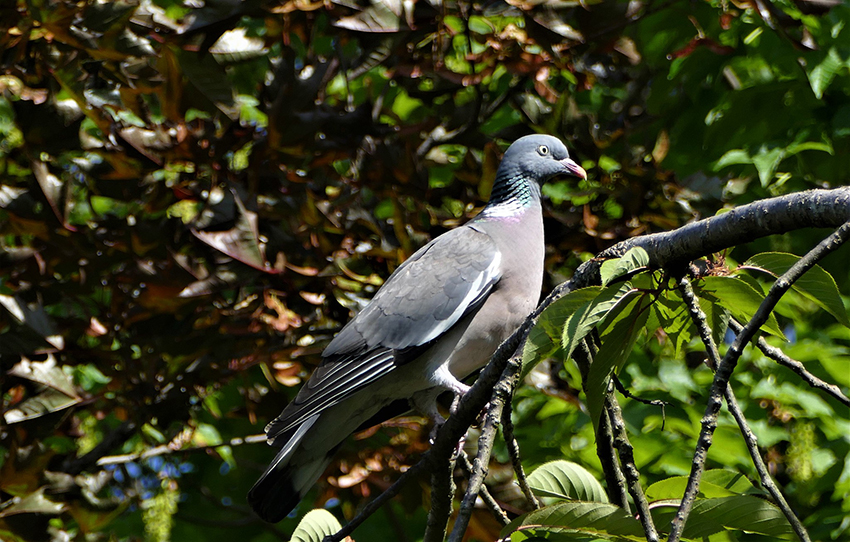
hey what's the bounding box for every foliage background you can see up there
[0,0,848,540]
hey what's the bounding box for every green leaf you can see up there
[650,495,795,539]
[521,287,602,375]
[653,290,692,358]
[807,47,844,100]
[586,291,650,429]
[291,509,342,542]
[695,276,786,339]
[741,252,850,328]
[645,470,760,500]
[600,247,650,287]
[562,283,636,361]
[526,460,608,503]
[503,501,644,542]
[751,145,785,187]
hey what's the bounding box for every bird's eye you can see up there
[537,145,550,156]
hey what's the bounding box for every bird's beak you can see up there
[560,158,587,180]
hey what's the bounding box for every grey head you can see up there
[485,134,587,212]
[496,134,586,184]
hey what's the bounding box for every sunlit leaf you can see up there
[521,287,601,375]
[291,508,343,542]
[650,495,795,539]
[695,276,786,339]
[527,460,608,502]
[599,247,650,287]
[0,488,65,517]
[8,356,78,398]
[586,290,650,428]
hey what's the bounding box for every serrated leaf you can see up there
[291,508,342,542]
[696,276,786,339]
[527,460,608,503]
[586,291,650,428]
[503,501,645,541]
[0,296,65,350]
[192,192,279,274]
[599,247,650,287]
[741,252,850,328]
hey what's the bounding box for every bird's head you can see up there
[498,134,587,184]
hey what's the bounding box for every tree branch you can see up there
[448,353,521,542]
[604,386,659,542]
[677,276,811,542]
[500,398,541,510]
[458,451,510,526]
[668,220,850,541]
[724,386,811,542]
[328,188,850,542]
[327,454,432,542]
[729,319,850,408]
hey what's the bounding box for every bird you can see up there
[248,134,587,522]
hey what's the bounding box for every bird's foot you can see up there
[448,382,471,416]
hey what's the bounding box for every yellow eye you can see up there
[537,145,550,156]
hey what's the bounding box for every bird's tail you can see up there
[248,414,332,523]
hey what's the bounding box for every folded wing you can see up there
[265,225,501,442]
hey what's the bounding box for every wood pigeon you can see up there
[248,134,587,522]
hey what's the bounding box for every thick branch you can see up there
[571,188,850,289]
[668,220,850,541]
[423,450,457,542]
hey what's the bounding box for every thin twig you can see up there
[678,276,811,542]
[612,373,668,430]
[458,451,510,526]
[501,399,541,510]
[96,432,265,467]
[326,455,431,542]
[604,384,659,542]
[724,386,812,542]
[668,223,850,542]
[729,319,850,408]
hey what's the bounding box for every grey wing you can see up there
[265,226,501,441]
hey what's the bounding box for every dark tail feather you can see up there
[247,460,304,523]
[248,414,329,522]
